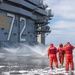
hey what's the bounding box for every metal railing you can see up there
[37,0,43,3]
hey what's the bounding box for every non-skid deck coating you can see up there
[0,49,75,75]
[0,65,75,75]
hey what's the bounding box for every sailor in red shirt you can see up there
[58,43,64,68]
[48,43,58,69]
[63,42,75,71]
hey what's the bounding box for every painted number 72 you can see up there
[7,13,26,41]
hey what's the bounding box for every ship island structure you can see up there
[0,0,53,48]
[0,0,54,74]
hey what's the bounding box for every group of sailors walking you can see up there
[48,42,75,71]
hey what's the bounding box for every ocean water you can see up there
[0,44,75,75]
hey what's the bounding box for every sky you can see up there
[44,0,75,46]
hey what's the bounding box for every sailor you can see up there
[58,43,64,68]
[48,43,58,69]
[63,42,75,71]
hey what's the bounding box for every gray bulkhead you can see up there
[0,0,52,47]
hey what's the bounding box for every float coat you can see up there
[58,48,64,65]
[63,44,75,71]
[48,44,58,68]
